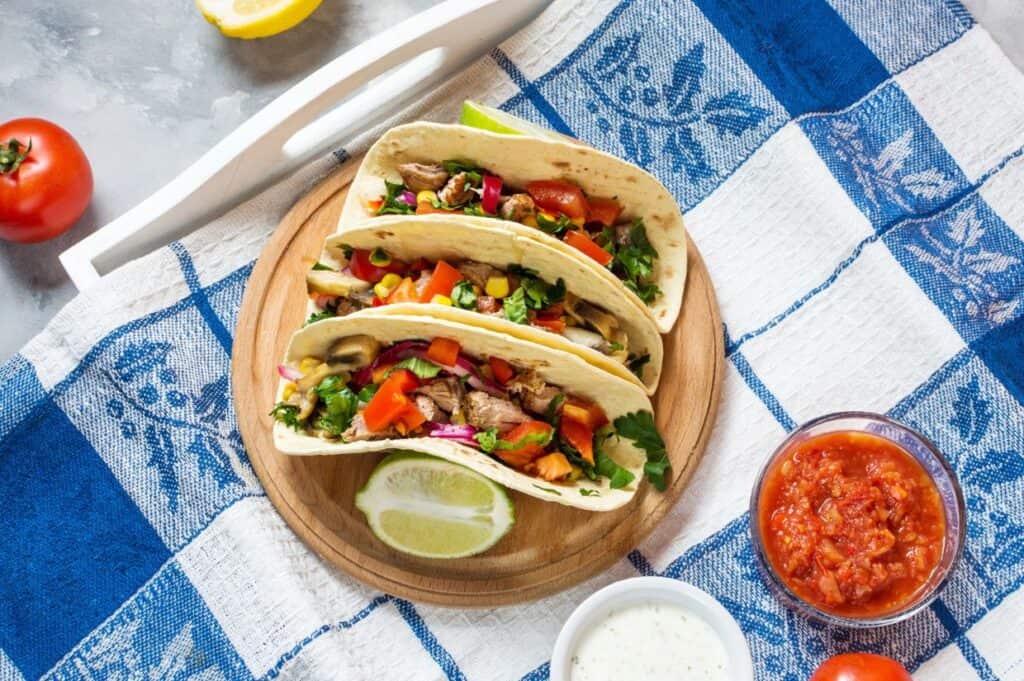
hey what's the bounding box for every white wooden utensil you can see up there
[60,0,551,290]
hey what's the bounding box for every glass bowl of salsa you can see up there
[749,412,965,627]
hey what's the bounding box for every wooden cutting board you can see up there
[232,161,724,606]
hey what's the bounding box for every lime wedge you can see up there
[459,100,567,140]
[355,452,515,559]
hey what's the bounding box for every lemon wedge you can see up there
[197,0,322,39]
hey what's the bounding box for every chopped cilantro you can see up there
[625,280,662,305]
[378,180,415,215]
[312,261,333,271]
[503,287,528,324]
[532,484,562,495]
[305,309,335,326]
[613,410,669,490]
[463,203,491,217]
[270,403,302,430]
[474,428,500,453]
[520,275,566,311]
[312,376,359,436]
[536,212,573,236]
[605,219,662,305]
[579,488,601,497]
[451,280,477,309]
[608,341,625,353]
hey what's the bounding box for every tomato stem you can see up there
[0,138,31,174]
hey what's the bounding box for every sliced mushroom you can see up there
[306,269,372,296]
[296,362,334,394]
[564,294,620,341]
[327,334,381,370]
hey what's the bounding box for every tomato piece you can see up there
[418,261,463,303]
[561,398,609,430]
[564,230,613,266]
[560,418,594,464]
[587,197,623,227]
[525,180,589,220]
[531,317,566,333]
[488,357,515,384]
[426,337,461,366]
[349,248,407,283]
[0,118,93,243]
[494,421,553,468]
[809,654,912,681]
[396,404,426,432]
[386,277,419,304]
[366,198,383,212]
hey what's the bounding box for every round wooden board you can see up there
[233,162,725,607]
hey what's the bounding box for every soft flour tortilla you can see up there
[337,122,688,334]
[322,216,664,393]
[274,314,653,511]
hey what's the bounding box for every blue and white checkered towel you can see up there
[3,1,1024,679]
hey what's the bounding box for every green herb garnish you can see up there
[536,212,573,236]
[357,384,379,403]
[613,411,669,490]
[474,426,553,454]
[579,489,601,497]
[451,280,477,309]
[312,376,359,436]
[626,352,650,380]
[305,309,335,326]
[311,261,333,271]
[270,403,302,430]
[503,286,528,324]
[386,357,442,380]
[378,180,415,215]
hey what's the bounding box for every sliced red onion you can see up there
[351,340,431,389]
[277,364,303,382]
[426,422,480,447]
[449,354,505,395]
[481,175,502,215]
[400,190,417,206]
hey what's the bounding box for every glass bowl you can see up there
[748,411,966,628]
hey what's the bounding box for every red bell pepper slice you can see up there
[418,261,463,303]
[426,337,461,366]
[564,230,613,266]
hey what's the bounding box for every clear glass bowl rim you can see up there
[747,410,967,628]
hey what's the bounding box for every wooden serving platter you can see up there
[233,161,725,606]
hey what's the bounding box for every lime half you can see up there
[459,100,568,140]
[355,452,515,559]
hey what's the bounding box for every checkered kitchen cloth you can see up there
[3,1,1024,679]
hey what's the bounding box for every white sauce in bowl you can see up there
[568,600,729,681]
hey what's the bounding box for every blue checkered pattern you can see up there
[3,1,1024,678]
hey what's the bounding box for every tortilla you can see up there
[319,217,663,393]
[274,314,654,511]
[337,122,687,334]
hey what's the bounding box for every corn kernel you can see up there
[522,215,539,228]
[538,211,556,223]
[380,272,402,289]
[416,190,439,205]
[299,357,320,373]
[373,283,391,299]
[485,275,510,298]
[282,382,297,400]
[430,294,453,306]
[570,215,586,227]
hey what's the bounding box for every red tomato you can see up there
[0,118,93,243]
[525,180,589,220]
[809,654,913,681]
[349,248,406,283]
[564,229,614,266]
[587,197,623,227]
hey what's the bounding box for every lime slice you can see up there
[196,0,322,38]
[459,100,568,140]
[355,452,515,559]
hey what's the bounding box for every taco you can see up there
[305,217,663,393]
[337,122,687,333]
[271,314,668,511]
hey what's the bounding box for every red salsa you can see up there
[758,431,946,617]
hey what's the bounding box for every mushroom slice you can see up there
[327,335,381,370]
[306,269,372,296]
[564,294,620,341]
